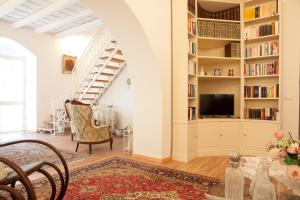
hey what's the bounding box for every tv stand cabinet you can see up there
[172,119,280,162]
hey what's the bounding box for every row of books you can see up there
[225,42,241,58]
[244,84,279,98]
[188,107,196,121]
[188,0,196,15]
[245,22,279,39]
[188,18,196,35]
[188,84,196,97]
[244,1,278,21]
[189,40,196,55]
[245,41,279,58]
[198,20,240,39]
[244,61,279,76]
[188,60,197,75]
[244,107,278,121]
[198,5,240,21]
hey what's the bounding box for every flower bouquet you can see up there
[266,131,299,165]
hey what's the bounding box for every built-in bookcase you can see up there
[243,0,281,122]
[172,0,281,162]
[186,0,281,122]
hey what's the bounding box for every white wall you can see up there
[281,0,300,139]
[81,0,172,159]
[0,22,94,128]
[99,67,133,129]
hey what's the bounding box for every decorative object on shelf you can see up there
[225,152,244,200]
[251,159,276,200]
[200,66,205,76]
[62,54,76,74]
[228,69,234,76]
[266,131,300,165]
[214,69,223,76]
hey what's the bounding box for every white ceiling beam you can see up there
[0,0,26,18]
[55,19,102,38]
[34,9,92,33]
[13,0,79,28]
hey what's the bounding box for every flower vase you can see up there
[285,153,298,165]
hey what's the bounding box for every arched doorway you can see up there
[0,37,36,133]
[81,0,172,159]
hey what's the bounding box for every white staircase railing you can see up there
[49,27,113,135]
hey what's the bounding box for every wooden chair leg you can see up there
[110,139,113,150]
[71,134,73,141]
[89,144,92,154]
[75,142,79,152]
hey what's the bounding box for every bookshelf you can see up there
[172,0,281,162]
[243,0,281,122]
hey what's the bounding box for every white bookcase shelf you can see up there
[172,0,282,162]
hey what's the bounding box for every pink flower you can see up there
[288,143,299,154]
[274,131,284,139]
[280,150,287,158]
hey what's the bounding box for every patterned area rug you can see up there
[0,143,88,166]
[32,156,219,200]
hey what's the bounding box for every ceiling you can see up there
[0,0,102,37]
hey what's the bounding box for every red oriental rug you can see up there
[33,156,219,199]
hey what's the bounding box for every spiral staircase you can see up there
[38,28,126,135]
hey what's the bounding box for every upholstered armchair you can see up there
[65,100,113,154]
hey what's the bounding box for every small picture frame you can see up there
[62,55,76,74]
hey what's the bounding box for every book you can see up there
[188,40,196,55]
[245,41,279,58]
[244,1,278,21]
[244,84,279,98]
[244,107,277,120]
[245,21,279,39]
[188,107,196,121]
[188,60,197,75]
[188,84,196,97]
[244,61,279,76]
[225,42,241,58]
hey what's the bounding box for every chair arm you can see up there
[0,140,69,199]
[0,156,36,199]
[0,185,25,200]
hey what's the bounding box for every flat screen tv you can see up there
[200,94,234,117]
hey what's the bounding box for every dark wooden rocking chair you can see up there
[0,140,69,200]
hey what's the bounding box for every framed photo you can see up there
[62,55,76,74]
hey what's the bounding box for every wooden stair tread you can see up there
[85,86,104,88]
[92,72,114,76]
[111,57,125,63]
[92,79,109,83]
[105,48,123,55]
[100,57,125,63]
[77,92,99,95]
[95,64,119,70]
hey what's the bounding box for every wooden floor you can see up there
[0,130,228,180]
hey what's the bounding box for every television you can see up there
[200,94,234,117]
